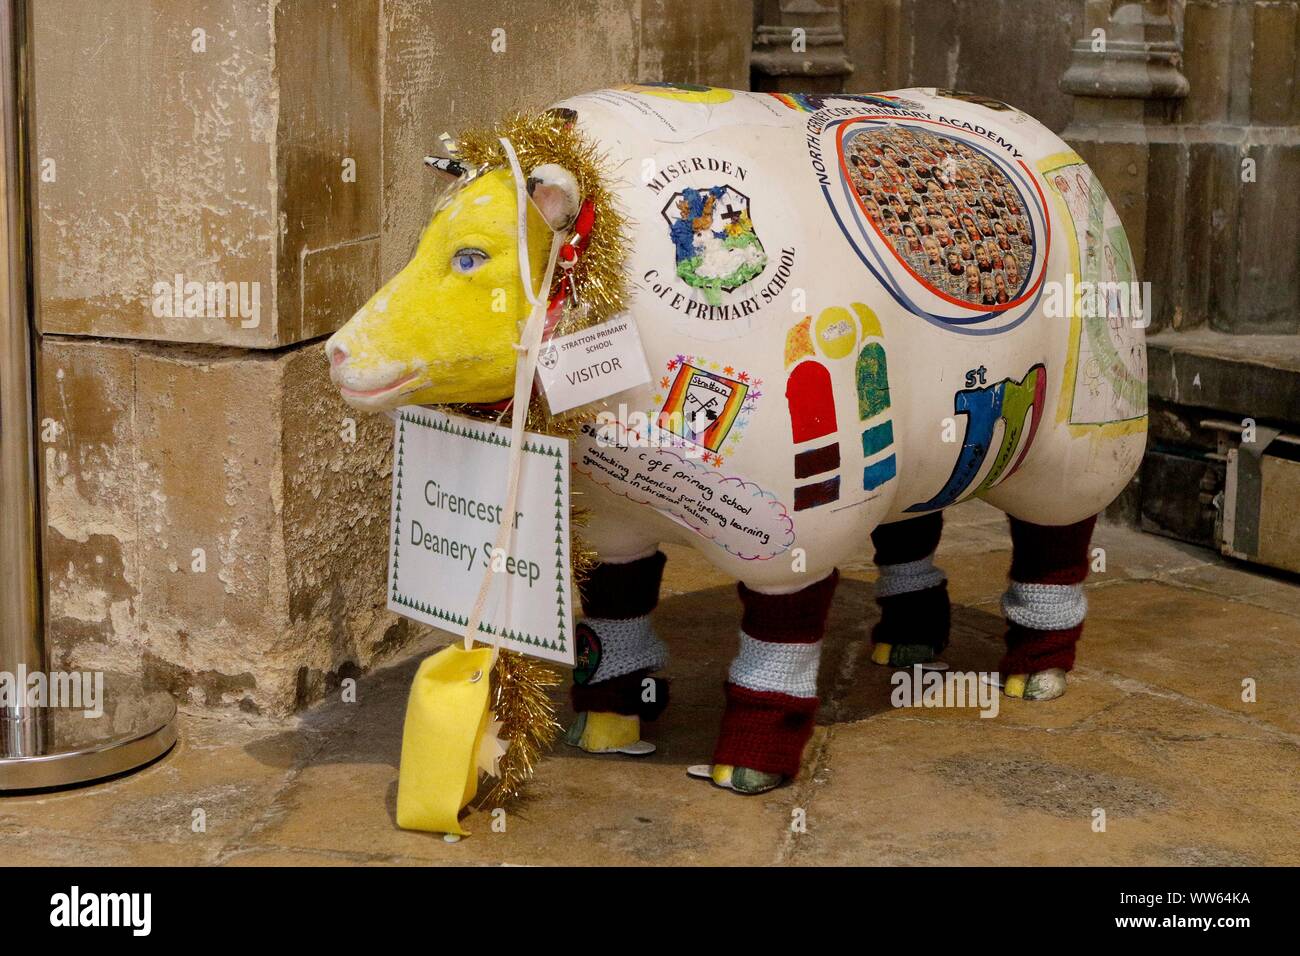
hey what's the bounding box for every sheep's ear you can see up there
[526,164,581,231]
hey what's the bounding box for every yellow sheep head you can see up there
[325,163,579,411]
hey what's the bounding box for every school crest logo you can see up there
[657,363,750,454]
[662,185,767,305]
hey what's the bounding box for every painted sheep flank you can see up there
[325,85,1147,794]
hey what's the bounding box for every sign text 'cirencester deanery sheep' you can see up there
[387,409,574,665]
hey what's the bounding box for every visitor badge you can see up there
[535,312,651,414]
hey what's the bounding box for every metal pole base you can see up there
[0,678,177,791]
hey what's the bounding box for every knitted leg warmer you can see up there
[870,512,950,654]
[999,515,1097,675]
[714,571,839,777]
[571,551,670,719]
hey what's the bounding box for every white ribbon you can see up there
[500,137,541,307]
[461,139,563,651]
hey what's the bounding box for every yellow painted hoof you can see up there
[870,643,893,666]
[1003,674,1028,699]
[582,711,641,751]
[566,711,656,755]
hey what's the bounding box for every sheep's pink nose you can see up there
[328,342,348,367]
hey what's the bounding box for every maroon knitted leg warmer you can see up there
[999,514,1097,676]
[713,571,839,777]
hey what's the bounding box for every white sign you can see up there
[387,409,574,665]
[535,313,651,414]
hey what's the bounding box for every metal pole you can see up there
[0,0,45,759]
[0,0,177,790]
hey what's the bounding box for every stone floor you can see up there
[4,500,1299,866]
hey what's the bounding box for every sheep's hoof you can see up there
[731,766,786,794]
[1002,668,1068,701]
[564,711,655,755]
[687,763,786,795]
[870,642,938,667]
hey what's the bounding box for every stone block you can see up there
[1146,328,1300,423]
[1250,1,1300,125]
[1141,141,1187,332]
[275,0,384,344]
[32,0,281,347]
[1227,142,1300,334]
[1137,449,1221,548]
[843,0,902,90]
[32,0,382,350]
[639,0,752,88]
[1071,136,1299,336]
[1181,0,1236,126]
[39,335,415,716]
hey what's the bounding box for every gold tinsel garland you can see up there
[475,509,596,808]
[475,648,563,808]
[432,109,627,807]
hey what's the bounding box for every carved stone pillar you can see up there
[1062,0,1189,106]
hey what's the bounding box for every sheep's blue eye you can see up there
[451,248,488,274]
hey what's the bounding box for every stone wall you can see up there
[35,0,752,716]
[842,0,1085,134]
[1064,0,1300,335]
[1057,0,1300,557]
